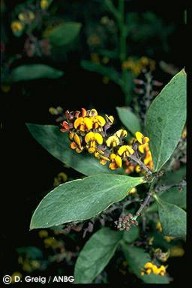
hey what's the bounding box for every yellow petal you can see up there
[85,132,94,143]
[115,155,122,167]
[144,262,153,269]
[138,144,145,153]
[69,131,75,140]
[135,165,141,173]
[117,145,127,156]
[115,129,128,138]
[135,131,144,144]
[94,133,103,144]
[94,115,106,126]
[109,162,117,170]
[100,159,107,165]
[126,145,134,155]
[74,117,83,129]
[89,109,98,116]
[109,153,116,160]
[70,142,77,149]
[84,117,93,130]
[143,136,149,143]
[74,133,81,147]
[88,146,96,153]
[106,135,119,147]
[105,114,114,124]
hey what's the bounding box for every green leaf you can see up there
[26,123,122,176]
[74,228,122,283]
[116,106,141,135]
[146,69,186,171]
[44,22,82,47]
[160,186,186,209]
[123,226,139,243]
[81,60,123,86]
[122,244,170,283]
[158,166,186,186]
[11,64,63,81]
[30,174,144,229]
[156,197,186,238]
[147,184,186,213]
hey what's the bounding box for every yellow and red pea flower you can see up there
[109,153,122,170]
[117,145,134,158]
[141,262,167,276]
[69,132,83,153]
[85,132,103,153]
[74,117,93,132]
[60,108,153,174]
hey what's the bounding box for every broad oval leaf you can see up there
[122,244,170,283]
[74,228,123,283]
[123,226,139,243]
[11,64,63,81]
[156,197,186,238]
[44,22,81,47]
[157,165,186,186]
[147,186,186,213]
[116,106,141,135]
[146,69,186,171]
[30,174,144,229]
[26,123,122,176]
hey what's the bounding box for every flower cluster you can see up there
[122,56,156,75]
[60,108,153,174]
[115,213,138,231]
[141,262,167,276]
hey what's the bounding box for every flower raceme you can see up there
[141,262,167,276]
[60,108,153,174]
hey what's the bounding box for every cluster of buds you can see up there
[60,108,153,174]
[115,213,138,231]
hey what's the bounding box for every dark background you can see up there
[1,0,188,284]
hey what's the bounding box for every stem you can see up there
[118,0,126,62]
[135,191,152,217]
[133,178,157,220]
[128,153,153,175]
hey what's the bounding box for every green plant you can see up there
[27,69,186,284]
[81,0,174,105]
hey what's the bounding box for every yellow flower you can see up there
[109,153,122,170]
[38,230,48,238]
[94,150,109,165]
[140,56,149,66]
[40,0,49,10]
[128,187,137,194]
[11,21,23,33]
[142,262,167,276]
[115,129,128,138]
[135,131,149,144]
[105,114,114,125]
[156,221,163,232]
[118,145,134,158]
[18,11,35,22]
[69,132,83,153]
[164,236,174,242]
[74,117,93,131]
[135,165,141,173]
[91,115,106,129]
[44,237,59,248]
[169,246,185,257]
[85,132,103,153]
[106,135,120,148]
[87,108,98,117]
